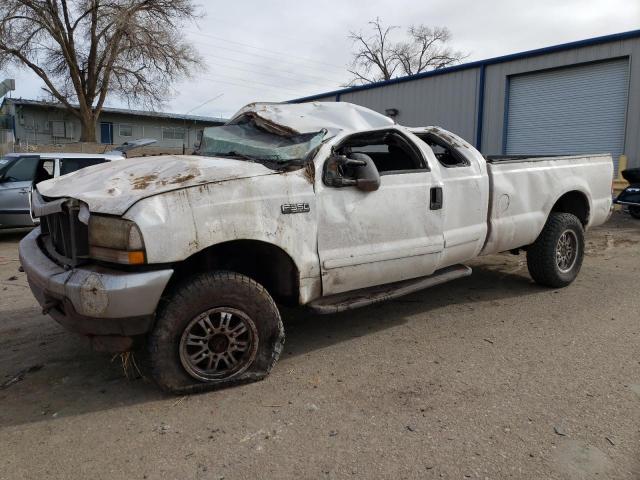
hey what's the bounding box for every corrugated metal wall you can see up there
[481,37,640,167]
[305,69,481,145]
[340,69,481,142]
[505,58,629,172]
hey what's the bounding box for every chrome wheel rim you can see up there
[556,230,578,273]
[179,307,258,382]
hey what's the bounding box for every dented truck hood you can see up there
[36,154,278,215]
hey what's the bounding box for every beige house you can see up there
[0,98,226,151]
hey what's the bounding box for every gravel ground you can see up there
[0,213,639,480]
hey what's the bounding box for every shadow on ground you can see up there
[0,227,33,242]
[0,262,542,428]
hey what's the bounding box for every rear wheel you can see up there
[629,205,640,219]
[526,213,585,288]
[147,271,284,394]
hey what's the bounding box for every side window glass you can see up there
[418,134,470,168]
[336,131,426,175]
[59,158,107,176]
[42,160,54,175]
[3,157,38,182]
[34,159,55,184]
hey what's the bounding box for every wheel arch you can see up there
[549,189,590,226]
[168,239,301,305]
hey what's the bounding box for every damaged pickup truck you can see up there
[19,102,613,393]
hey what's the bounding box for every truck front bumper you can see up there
[19,228,173,339]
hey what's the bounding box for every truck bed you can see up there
[481,154,613,255]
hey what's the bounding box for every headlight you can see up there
[88,215,146,265]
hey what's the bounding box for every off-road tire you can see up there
[629,205,640,219]
[526,213,585,288]
[147,271,284,394]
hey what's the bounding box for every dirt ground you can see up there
[1,213,639,480]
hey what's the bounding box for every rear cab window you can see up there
[414,131,471,168]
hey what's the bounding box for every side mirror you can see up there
[323,153,381,192]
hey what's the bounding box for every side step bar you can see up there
[307,264,472,314]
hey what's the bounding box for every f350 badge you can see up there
[281,203,310,214]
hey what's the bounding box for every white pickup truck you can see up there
[19,102,613,393]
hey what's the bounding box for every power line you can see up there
[190,38,347,75]
[199,73,311,95]
[197,54,342,88]
[201,17,326,49]
[196,50,345,85]
[191,31,347,71]
[194,76,325,102]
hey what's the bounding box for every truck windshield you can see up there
[198,117,325,166]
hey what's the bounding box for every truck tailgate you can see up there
[481,154,613,255]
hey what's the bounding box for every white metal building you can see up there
[293,29,640,173]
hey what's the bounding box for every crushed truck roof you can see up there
[232,102,395,136]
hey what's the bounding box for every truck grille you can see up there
[40,201,89,267]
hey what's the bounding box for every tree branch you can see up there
[346,19,466,84]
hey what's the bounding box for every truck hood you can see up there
[36,154,278,215]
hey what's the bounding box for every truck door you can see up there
[316,129,445,296]
[411,128,489,266]
[0,155,40,228]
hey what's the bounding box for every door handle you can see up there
[19,188,30,194]
[430,187,443,210]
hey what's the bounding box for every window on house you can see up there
[119,124,133,137]
[51,121,65,138]
[162,127,185,140]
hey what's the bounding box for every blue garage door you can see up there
[505,58,629,173]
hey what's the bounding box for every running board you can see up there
[308,264,472,314]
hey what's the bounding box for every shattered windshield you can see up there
[198,116,325,166]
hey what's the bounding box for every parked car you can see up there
[0,152,125,228]
[0,139,156,228]
[19,102,613,393]
[614,167,640,219]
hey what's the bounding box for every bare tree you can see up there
[0,0,203,142]
[347,18,400,85]
[347,18,466,86]
[393,25,465,76]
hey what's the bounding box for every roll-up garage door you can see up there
[505,58,629,172]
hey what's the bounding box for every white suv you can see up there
[0,139,155,228]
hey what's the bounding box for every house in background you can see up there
[0,98,226,150]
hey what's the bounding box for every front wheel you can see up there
[629,205,640,219]
[147,271,284,394]
[526,213,585,288]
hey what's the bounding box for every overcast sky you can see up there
[2,0,639,119]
